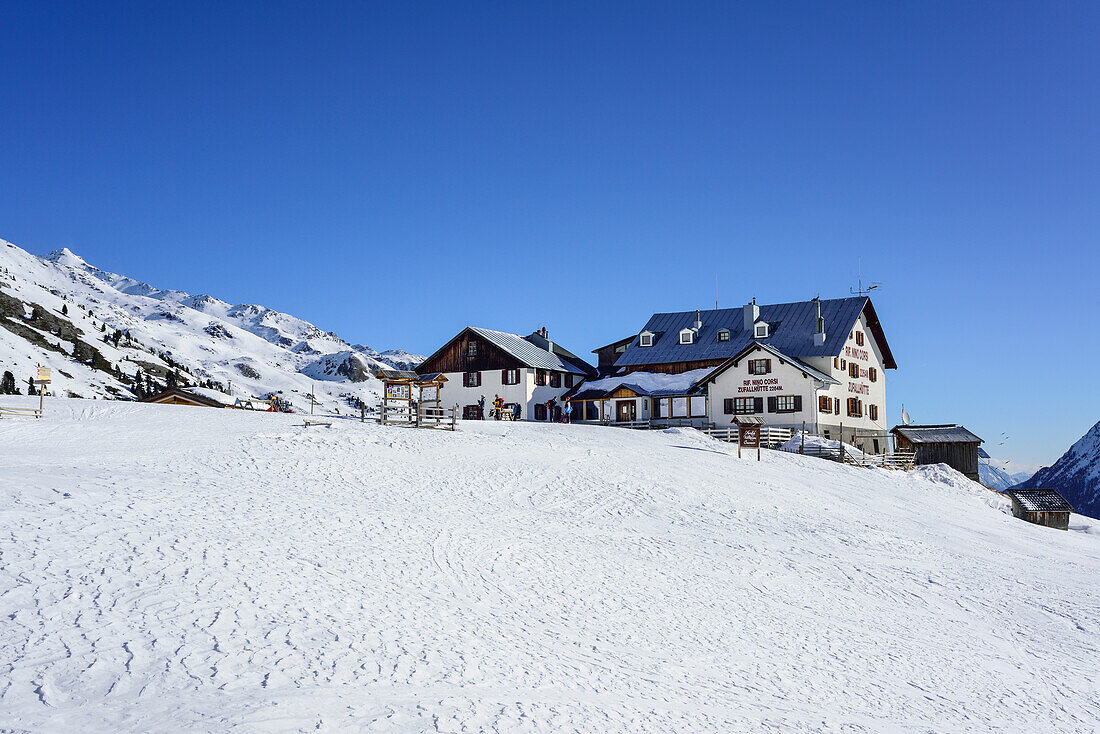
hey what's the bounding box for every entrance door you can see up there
[617,400,636,423]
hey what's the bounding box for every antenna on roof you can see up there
[850,258,881,296]
[901,403,912,425]
[715,272,718,311]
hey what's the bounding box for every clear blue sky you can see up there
[2,2,1098,465]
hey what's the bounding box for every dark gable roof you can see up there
[140,387,227,408]
[890,425,984,444]
[1005,488,1074,514]
[701,342,839,386]
[591,335,635,353]
[418,327,596,376]
[614,297,896,369]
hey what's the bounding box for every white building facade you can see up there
[585,297,896,448]
[416,326,595,421]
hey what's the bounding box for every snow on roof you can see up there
[1005,488,1074,513]
[570,368,712,397]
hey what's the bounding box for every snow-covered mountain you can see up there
[978,457,1037,491]
[1018,420,1100,519]
[0,237,422,411]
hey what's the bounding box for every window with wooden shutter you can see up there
[754,397,764,414]
[793,395,802,412]
[534,404,547,420]
[868,367,877,383]
[767,396,778,413]
[776,395,796,413]
[536,370,547,386]
[856,332,865,346]
[819,395,831,414]
[464,371,481,387]
[834,397,840,414]
[467,340,478,357]
[849,362,860,379]
[564,374,574,388]
[724,398,734,414]
[550,372,561,388]
[869,404,878,421]
[733,397,756,414]
[749,358,771,375]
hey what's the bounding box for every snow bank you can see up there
[2,400,1099,731]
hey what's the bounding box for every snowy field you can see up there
[2,399,1099,732]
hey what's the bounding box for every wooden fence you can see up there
[0,406,43,419]
[700,425,794,446]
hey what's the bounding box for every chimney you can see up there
[742,298,759,331]
[813,296,826,346]
[693,309,702,331]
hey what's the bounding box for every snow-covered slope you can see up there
[0,238,422,411]
[1019,420,1100,519]
[2,400,1098,731]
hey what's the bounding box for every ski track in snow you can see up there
[1,398,1099,732]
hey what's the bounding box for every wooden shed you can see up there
[1004,488,1074,531]
[890,424,983,481]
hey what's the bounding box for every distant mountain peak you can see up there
[1019,419,1100,519]
[0,235,422,410]
[46,247,88,268]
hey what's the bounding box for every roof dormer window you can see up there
[679,328,694,345]
[755,322,770,338]
[717,328,730,342]
[639,330,655,347]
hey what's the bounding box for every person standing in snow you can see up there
[564,400,573,424]
[512,403,521,421]
[478,395,486,420]
[547,397,557,422]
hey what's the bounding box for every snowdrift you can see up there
[1,399,1098,731]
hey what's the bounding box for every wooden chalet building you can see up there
[571,297,896,448]
[1004,488,1074,531]
[140,387,229,408]
[890,424,983,481]
[416,326,596,421]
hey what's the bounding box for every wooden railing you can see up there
[844,450,916,470]
[700,425,794,446]
[0,406,43,419]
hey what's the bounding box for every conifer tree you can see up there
[61,303,68,315]
[1,370,17,395]
[27,377,37,396]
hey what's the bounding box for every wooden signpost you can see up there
[739,424,761,460]
[734,416,763,461]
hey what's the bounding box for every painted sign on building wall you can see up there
[738,378,784,394]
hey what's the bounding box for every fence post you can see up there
[801,422,805,454]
